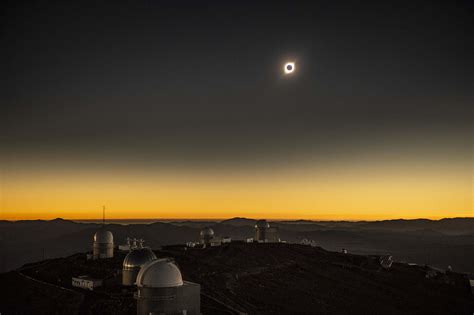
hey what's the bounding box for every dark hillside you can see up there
[1,243,472,314]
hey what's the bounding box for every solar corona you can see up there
[284,62,295,74]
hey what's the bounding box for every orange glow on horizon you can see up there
[1,157,471,221]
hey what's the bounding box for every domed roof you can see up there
[136,259,183,288]
[255,220,270,228]
[123,248,157,270]
[200,227,214,237]
[94,229,113,243]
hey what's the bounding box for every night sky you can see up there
[1,1,472,219]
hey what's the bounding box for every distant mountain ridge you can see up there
[0,216,473,273]
[218,216,474,233]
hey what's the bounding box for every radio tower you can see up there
[102,205,106,227]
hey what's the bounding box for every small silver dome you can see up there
[123,248,157,270]
[94,230,113,243]
[255,220,270,229]
[200,227,214,237]
[136,258,184,288]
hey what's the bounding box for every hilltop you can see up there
[0,242,472,314]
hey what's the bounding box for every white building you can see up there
[135,259,200,315]
[186,241,197,248]
[122,242,157,286]
[199,227,215,246]
[72,275,103,291]
[93,229,114,259]
[255,220,280,243]
[119,237,136,251]
[210,237,222,247]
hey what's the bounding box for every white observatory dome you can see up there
[136,259,184,288]
[200,227,214,237]
[94,230,113,243]
[123,248,157,270]
[255,220,270,229]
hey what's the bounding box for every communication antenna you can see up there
[102,205,106,226]
[126,237,132,252]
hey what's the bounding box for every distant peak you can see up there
[50,218,73,224]
[220,217,256,226]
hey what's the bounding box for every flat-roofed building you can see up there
[72,275,103,291]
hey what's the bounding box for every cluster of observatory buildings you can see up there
[74,229,201,315]
[72,219,280,314]
[191,219,280,248]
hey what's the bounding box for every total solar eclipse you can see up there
[284,62,295,74]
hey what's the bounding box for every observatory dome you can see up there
[255,220,270,229]
[136,259,184,288]
[94,230,113,243]
[200,227,214,237]
[123,248,157,270]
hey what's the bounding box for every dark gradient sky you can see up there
[1,1,472,219]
